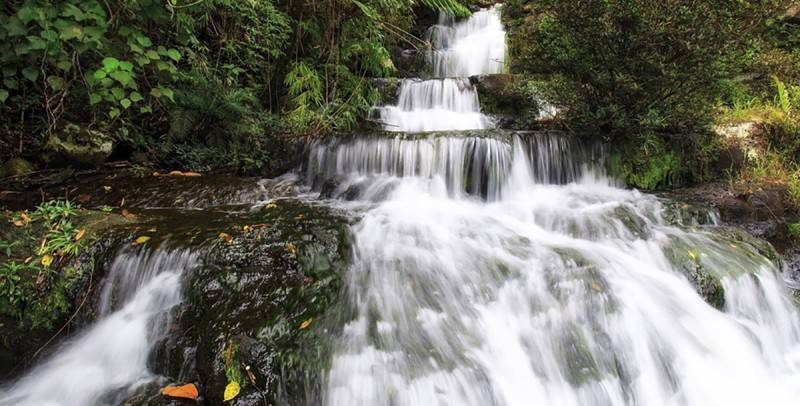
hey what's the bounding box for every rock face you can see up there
[105,200,351,405]
[45,124,114,166]
[470,74,553,129]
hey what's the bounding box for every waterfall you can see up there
[0,248,197,406]
[319,5,800,406]
[370,5,505,132]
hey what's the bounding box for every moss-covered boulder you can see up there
[0,158,36,179]
[45,124,115,166]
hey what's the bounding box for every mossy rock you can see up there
[45,124,114,166]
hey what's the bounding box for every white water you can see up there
[319,4,800,406]
[317,134,800,406]
[371,6,505,132]
[0,249,196,406]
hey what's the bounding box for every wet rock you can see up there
[0,158,36,178]
[128,200,351,405]
[470,74,552,129]
[45,124,115,166]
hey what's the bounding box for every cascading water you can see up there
[316,5,800,406]
[0,248,197,406]
[370,6,504,132]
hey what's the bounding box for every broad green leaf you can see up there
[28,35,47,50]
[6,17,27,37]
[2,66,16,77]
[111,87,125,100]
[89,93,102,105]
[166,48,181,62]
[135,34,152,47]
[120,98,131,108]
[130,91,143,102]
[18,6,39,24]
[145,50,160,60]
[140,105,152,113]
[0,89,8,103]
[109,107,120,118]
[102,57,120,71]
[59,25,83,40]
[21,67,39,82]
[110,70,133,86]
[119,61,134,71]
[93,69,107,80]
[47,76,64,90]
[56,60,72,71]
[136,56,150,66]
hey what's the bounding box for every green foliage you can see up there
[1,0,465,171]
[1,201,88,330]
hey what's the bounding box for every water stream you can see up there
[0,249,197,406]
[318,6,800,406]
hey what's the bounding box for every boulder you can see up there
[0,158,36,178]
[45,124,114,166]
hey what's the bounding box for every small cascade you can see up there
[370,6,505,132]
[0,248,197,406]
[428,5,506,77]
[307,132,604,201]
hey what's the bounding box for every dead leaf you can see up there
[168,170,183,177]
[299,318,313,329]
[74,229,86,241]
[133,236,151,245]
[223,381,240,402]
[77,194,92,203]
[103,185,111,192]
[182,171,202,177]
[121,209,137,220]
[219,232,233,243]
[264,202,277,210]
[41,255,53,267]
[245,365,257,385]
[12,219,24,227]
[294,214,304,221]
[161,383,199,400]
[119,197,125,207]
[285,242,296,255]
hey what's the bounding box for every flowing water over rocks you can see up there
[2,5,800,406]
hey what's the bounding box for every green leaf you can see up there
[89,93,102,105]
[111,87,125,100]
[109,107,120,118]
[110,70,133,86]
[21,67,39,82]
[6,17,27,37]
[119,61,134,71]
[145,50,160,60]
[120,98,131,109]
[166,48,181,62]
[140,105,152,113]
[0,89,9,103]
[47,76,64,91]
[2,66,16,77]
[18,6,39,24]
[93,69,107,80]
[56,60,72,71]
[102,57,120,71]
[28,35,47,50]
[135,34,152,47]
[130,91,143,102]
[59,25,83,40]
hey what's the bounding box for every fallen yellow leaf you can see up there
[264,202,277,210]
[299,318,313,329]
[183,171,202,177]
[41,255,53,267]
[285,242,296,255]
[133,236,151,245]
[223,381,240,402]
[219,232,233,243]
[74,229,85,241]
[161,383,199,400]
[12,219,24,227]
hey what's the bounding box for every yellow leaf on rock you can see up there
[299,318,312,329]
[223,381,240,402]
[41,255,53,267]
[161,383,199,400]
[134,236,150,245]
[687,250,697,260]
